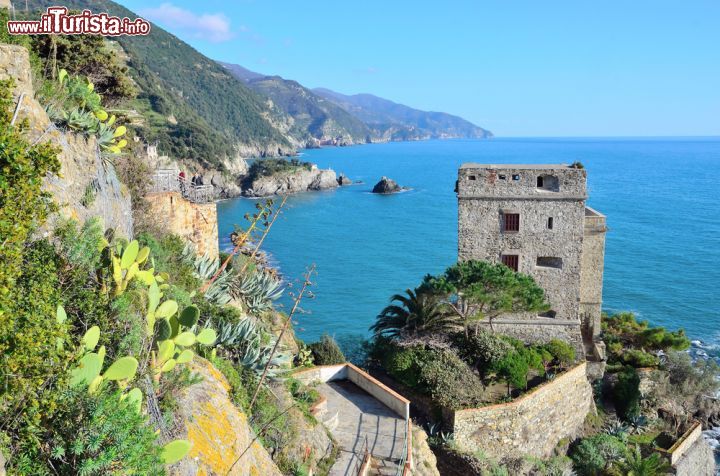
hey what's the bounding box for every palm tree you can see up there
[611,446,670,476]
[370,289,458,338]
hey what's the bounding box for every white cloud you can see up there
[140,3,234,42]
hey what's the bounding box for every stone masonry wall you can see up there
[450,362,593,459]
[673,437,716,476]
[458,197,585,321]
[476,319,585,357]
[146,192,219,259]
[580,208,607,339]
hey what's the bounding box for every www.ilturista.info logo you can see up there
[7,6,151,36]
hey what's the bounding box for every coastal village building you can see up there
[457,164,607,367]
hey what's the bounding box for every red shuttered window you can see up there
[503,213,520,232]
[502,254,519,272]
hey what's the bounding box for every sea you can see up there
[218,137,720,356]
[218,137,720,459]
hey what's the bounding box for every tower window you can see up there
[498,174,507,180]
[536,257,563,269]
[536,174,560,191]
[468,175,477,180]
[502,254,519,272]
[503,213,520,232]
[547,217,554,229]
[512,174,520,181]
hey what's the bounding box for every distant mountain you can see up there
[27,0,294,170]
[221,62,371,146]
[313,88,492,141]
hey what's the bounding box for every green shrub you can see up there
[570,433,626,475]
[0,240,70,431]
[212,357,250,410]
[543,339,576,367]
[621,349,659,368]
[309,335,346,365]
[137,232,201,292]
[0,78,60,311]
[384,347,424,388]
[614,367,641,421]
[452,331,513,376]
[602,312,690,366]
[9,386,163,475]
[495,352,530,391]
[417,350,485,409]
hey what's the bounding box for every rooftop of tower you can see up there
[459,163,574,170]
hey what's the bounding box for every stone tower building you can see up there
[457,164,607,362]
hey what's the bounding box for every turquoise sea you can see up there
[217,138,720,359]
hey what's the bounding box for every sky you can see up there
[116,0,720,137]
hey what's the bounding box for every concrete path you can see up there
[317,380,406,476]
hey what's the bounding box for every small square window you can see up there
[498,174,507,180]
[503,213,520,232]
[468,175,477,181]
[512,174,520,181]
[501,254,519,272]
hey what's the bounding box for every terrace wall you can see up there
[449,362,593,459]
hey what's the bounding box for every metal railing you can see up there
[148,169,214,203]
[353,436,370,476]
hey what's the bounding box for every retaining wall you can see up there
[449,362,593,459]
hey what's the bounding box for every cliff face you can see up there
[145,192,219,259]
[170,358,282,476]
[243,167,338,197]
[0,45,133,237]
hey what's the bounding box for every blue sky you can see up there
[117,0,719,137]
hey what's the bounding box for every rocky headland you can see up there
[241,164,339,197]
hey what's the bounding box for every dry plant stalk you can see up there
[248,264,315,412]
[200,194,287,293]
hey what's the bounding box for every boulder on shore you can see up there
[372,176,406,194]
[337,174,352,186]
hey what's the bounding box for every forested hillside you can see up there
[314,88,492,141]
[26,0,293,169]
[222,62,371,145]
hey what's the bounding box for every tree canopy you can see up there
[419,260,550,334]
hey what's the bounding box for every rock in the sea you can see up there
[337,174,352,186]
[372,176,405,194]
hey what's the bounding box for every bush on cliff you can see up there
[309,334,346,365]
[417,350,485,409]
[11,387,163,475]
[602,312,689,369]
[613,367,641,421]
[570,433,626,475]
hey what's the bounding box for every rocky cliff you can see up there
[0,44,133,237]
[170,358,282,476]
[242,167,339,197]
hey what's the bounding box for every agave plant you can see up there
[230,269,284,314]
[213,317,290,378]
[604,419,630,441]
[182,244,232,305]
